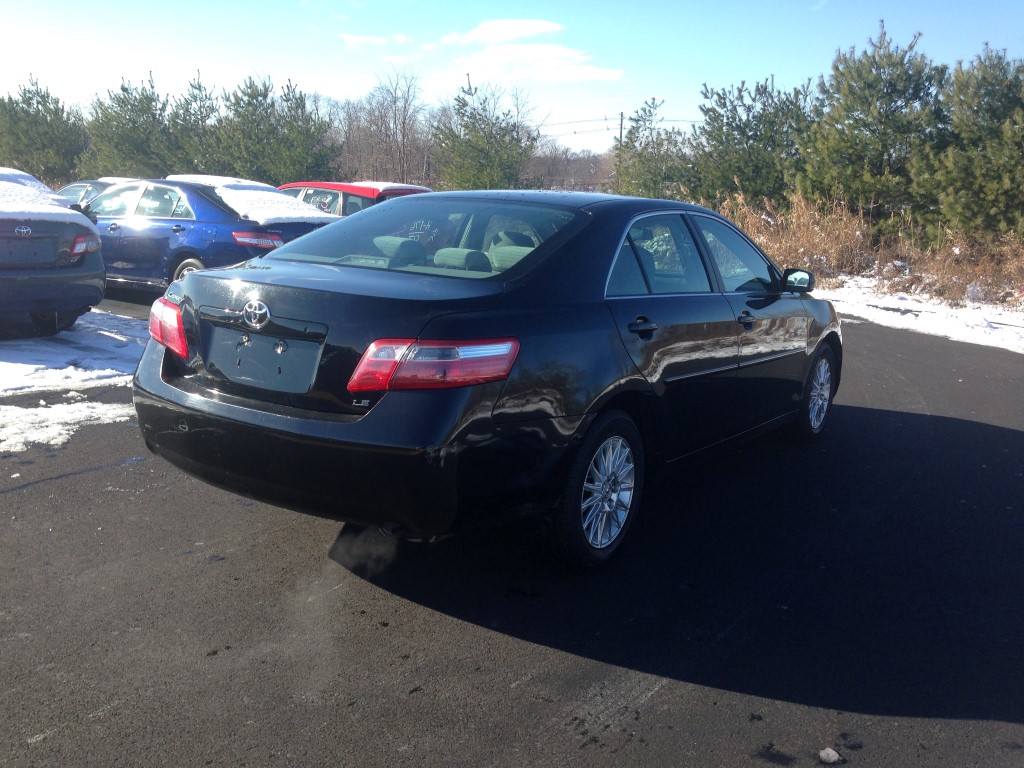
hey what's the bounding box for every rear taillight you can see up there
[232,231,284,249]
[149,297,189,359]
[348,338,520,393]
[69,233,101,261]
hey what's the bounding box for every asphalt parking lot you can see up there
[3,304,1023,767]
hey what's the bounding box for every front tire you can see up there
[553,410,644,568]
[794,345,836,440]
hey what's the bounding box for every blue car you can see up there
[84,175,339,289]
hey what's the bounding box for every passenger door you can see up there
[87,183,146,277]
[115,184,195,284]
[605,214,740,457]
[688,213,810,428]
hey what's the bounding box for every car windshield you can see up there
[266,197,586,279]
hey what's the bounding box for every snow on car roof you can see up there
[0,167,100,232]
[166,174,339,226]
[350,181,432,192]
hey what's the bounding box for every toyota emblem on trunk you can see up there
[242,300,271,329]
[15,225,32,237]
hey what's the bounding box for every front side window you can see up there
[341,193,372,217]
[89,183,143,216]
[691,215,777,292]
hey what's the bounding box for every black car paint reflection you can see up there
[133,190,842,566]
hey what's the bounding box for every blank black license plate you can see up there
[0,239,57,267]
[205,327,322,393]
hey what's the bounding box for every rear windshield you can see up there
[265,197,585,279]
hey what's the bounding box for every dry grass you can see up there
[716,193,1024,308]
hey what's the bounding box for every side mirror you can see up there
[784,268,815,293]
[77,203,98,223]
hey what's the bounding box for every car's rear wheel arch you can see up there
[170,253,204,283]
[552,407,646,567]
[595,390,659,470]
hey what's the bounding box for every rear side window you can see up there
[608,214,712,296]
[138,184,193,219]
[302,188,340,214]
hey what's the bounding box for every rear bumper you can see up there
[0,254,105,316]
[132,341,578,536]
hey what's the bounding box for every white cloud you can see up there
[435,19,563,48]
[418,19,619,108]
[459,43,621,84]
[339,33,392,47]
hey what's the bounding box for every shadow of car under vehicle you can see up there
[330,404,1024,724]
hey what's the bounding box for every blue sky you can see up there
[4,0,1023,153]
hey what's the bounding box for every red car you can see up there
[278,181,431,217]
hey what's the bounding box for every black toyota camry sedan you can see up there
[133,190,842,566]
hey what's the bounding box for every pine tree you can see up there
[797,23,948,236]
[169,74,220,174]
[432,85,538,190]
[687,78,812,207]
[81,76,175,178]
[611,98,688,200]
[913,46,1024,236]
[0,79,88,186]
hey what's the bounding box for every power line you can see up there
[543,128,615,137]
[545,117,702,127]
[544,118,615,127]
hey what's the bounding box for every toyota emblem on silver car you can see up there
[242,300,271,329]
[15,225,32,237]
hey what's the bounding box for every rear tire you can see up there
[172,258,204,283]
[553,410,644,568]
[30,309,85,335]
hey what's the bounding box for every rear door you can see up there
[605,213,740,457]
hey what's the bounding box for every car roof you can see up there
[0,168,99,230]
[401,189,718,216]
[92,176,339,225]
[278,181,432,198]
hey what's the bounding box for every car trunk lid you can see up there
[168,261,502,415]
[0,220,64,268]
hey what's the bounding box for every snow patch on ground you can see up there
[816,276,1024,355]
[0,399,135,452]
